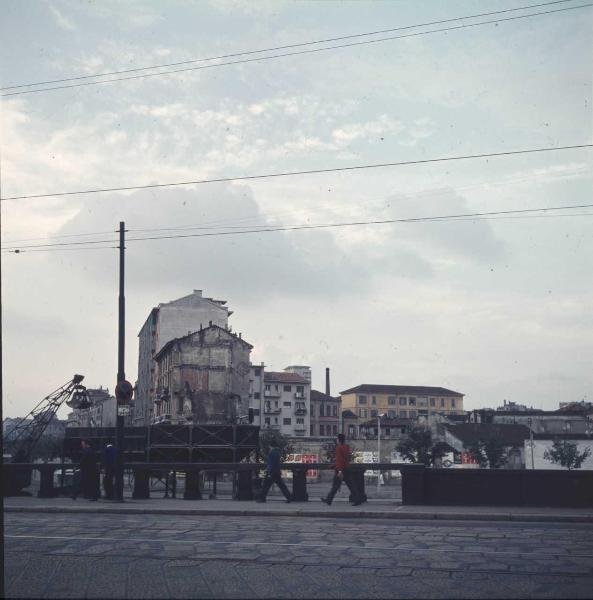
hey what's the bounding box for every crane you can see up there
[3,374,91,495]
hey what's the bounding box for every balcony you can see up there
[294,392,305,399]
[264,390,281,398]
[295,403,307,415]
[264,403,281,414]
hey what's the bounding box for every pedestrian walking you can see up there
[321,433,364,506]
[71,440,100,501]
[256,439,292,503]
[101,443,117,500]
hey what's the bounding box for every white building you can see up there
[258,368,311,437]
[135,290,232,426]
[525,436,593,470]
[66,387,116,428]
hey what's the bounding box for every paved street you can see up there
[5,511,593,598]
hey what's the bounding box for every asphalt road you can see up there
[4,512,593,599]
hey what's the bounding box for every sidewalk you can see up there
[5,494,593,523]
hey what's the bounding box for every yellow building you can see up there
[340,384,464,425]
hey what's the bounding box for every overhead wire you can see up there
[0,0,578,92]
[3,203,592,252]
[3,164,588,244]
[2,3,591,97]
[2,144,591,202]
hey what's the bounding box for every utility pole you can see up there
[115,221,126,502]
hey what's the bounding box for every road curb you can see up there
[5,505,593,523]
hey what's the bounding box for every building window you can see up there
[359,409,368,418]
[253,409,260,416]
[283,385,291,392]
[274,401,279,408]
[399,397,407,406]
[283,401,292,407]
[310,425,315,435]
[265,417,270,425]
[400,410,407,418]
[440,398,445,407]
[333,425,338,435]
[371,409,378,417]
[296,385,304,393]
[409,410,417,418]
[319,404,325,416]
[310,405,315,417]
[319,424,325,436]
[371,396,377,405]
[451,399,456,408]
[430,397,436,407]
[385,428,391,437]
[275,385,279,391]
[296,418,304,424]
[408,397,416,406]
[358,395,367,404]
[332,405,337,417]
[254,392,261,399]
[254,368,261,376]
[283,418,292,425]
[348,424,355,436]
[419,397,427,407]
[274,417,278,424]
[388,410,396,418]
[388,396,396,405]
[265,385,271,392]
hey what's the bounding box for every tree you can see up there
[465,436,510,469]
[31,435,63,462]
[259,430,294,463]
[543,440,591,470]
[396,427,447,467]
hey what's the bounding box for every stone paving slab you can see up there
[5,495,593,523]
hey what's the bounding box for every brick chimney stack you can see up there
[325,368,330,396]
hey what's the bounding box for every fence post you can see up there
[132,467,150,499]
[401,465,426,505]
[184,470,201,500]
[291,467,308,502]
[236,469,254,500]
[37,466,56,498]
[349,467,367,503]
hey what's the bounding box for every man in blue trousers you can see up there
[256,439,292,503]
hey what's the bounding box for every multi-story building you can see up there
[3,415,67,440]
[136,290,232,426]
[340,384,464,429]
[309,391,340,437]
[153,324,252,424]
[261,371,310,437]
[248,363,266,427]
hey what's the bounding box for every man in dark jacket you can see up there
[256,439,292,503]
[72,440,100,501]
[321,433,363,506]
[101,444,117,500]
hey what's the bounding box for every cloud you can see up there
[47,4,76,31]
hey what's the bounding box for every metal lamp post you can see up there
[377,413,386,495]
[527,417,535,469]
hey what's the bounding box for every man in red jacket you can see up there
[321,434,363,506]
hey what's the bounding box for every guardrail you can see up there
[2,462,423,503]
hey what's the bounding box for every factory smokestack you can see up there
[325,368,331,396]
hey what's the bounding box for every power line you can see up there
[4,203,592,252]
[0,0,578,92]
[2,3,590,97]
[4,165,588,244]
[2,144,591,202]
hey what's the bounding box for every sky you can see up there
[1,0,592,419]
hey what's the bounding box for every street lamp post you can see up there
[377,413,386,496]
[527,417,535,470]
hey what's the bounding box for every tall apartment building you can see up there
[136,290,231,425]
[340,384,464,430]
[258,368,311,437]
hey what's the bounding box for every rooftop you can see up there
[310,390,340,403]
[264,372,309,384]
[445,423,531,446]
[340,384,464,397]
